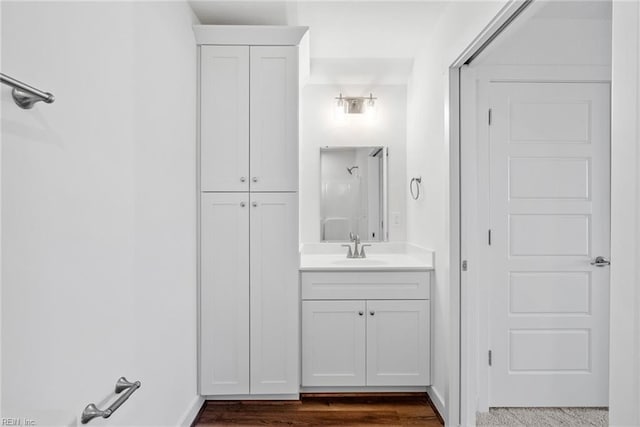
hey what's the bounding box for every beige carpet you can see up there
[476,407,608,426]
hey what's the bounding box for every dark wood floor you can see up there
[194,393,444,426]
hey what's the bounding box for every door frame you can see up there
[449,0,640,425]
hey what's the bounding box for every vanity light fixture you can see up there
[334,93,377,116]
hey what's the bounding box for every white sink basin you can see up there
[299,243,435,271]
[331,258,388,266]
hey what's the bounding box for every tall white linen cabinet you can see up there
[195,26,309,398]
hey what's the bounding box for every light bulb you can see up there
[364,96,376,121]
[334,95,346,122]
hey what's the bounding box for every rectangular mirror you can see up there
[320,146,388,242]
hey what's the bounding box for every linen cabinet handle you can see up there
[240,202,246,207]
[252,202,258,207]
[240,177,246,183]
[252,177,258,183]
[358,311,364,316]
[369,311,375,316]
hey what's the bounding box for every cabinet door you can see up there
[200,193,250,395]
[366,300,430,386]
[249,193,299,393]
[200,45,249,191]
[249,46,298,192]
[302,300,366,386]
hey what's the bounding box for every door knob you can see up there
[590,256,611,267]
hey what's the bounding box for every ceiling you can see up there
[188,1,612,84]
[188,1,449,84]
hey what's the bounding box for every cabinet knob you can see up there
[369,311,375,316]
[252,177,258,183]
[252,202,258,207]
[240,202,246,207]
[240,177,246,183]
[358,311,364,316]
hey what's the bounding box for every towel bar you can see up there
[81,377,141,424]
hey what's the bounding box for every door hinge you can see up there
[488,229,492,246]
[488,108,492,125]
[488,350,492,366]
[462,260,468,271]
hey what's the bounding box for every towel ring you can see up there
[410,177,422,200]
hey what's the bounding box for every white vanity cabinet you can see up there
[200,45,298,192]
[302,300,367,386]
[249,193,299,395]
[197,25,307,398]
[200,193,298,396]
[200,46,249,192]
[365,299,429,386]
[200,193,250,394]
[301,271,431,388]
[249,46,299,192]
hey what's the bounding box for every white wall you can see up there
[131,2,200,425]
[405,1,510,422]
[300,84,406,243]
[476,11,611,66]
[1,2,199,425]
[609,1,640,425]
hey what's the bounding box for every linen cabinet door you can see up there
[302,300,367,387]
[366,300,430,386]
[249,193,299,394]
[249,46,298,192]
[200,193,250,395]
[200,45,249,191]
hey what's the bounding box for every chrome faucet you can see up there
[341,233,372,258]
[352,233,360,258]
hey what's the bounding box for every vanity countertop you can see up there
[299,242,434,272]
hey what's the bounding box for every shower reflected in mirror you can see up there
[320,146,388,242]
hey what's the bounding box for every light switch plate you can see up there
[392,211,401,226]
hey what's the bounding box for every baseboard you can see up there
[302,391,426,398]
[178,395,205,427]
[427,386,447,425]
[301,386,427,393]
[203,393,300,400]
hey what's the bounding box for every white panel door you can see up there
[366,300,430,386]
[488,82,610,406]
[302,300,366,386]
[249,193,299,394]
[200,193,250,395]
[200,45,249,191]
[249,46,298,192]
